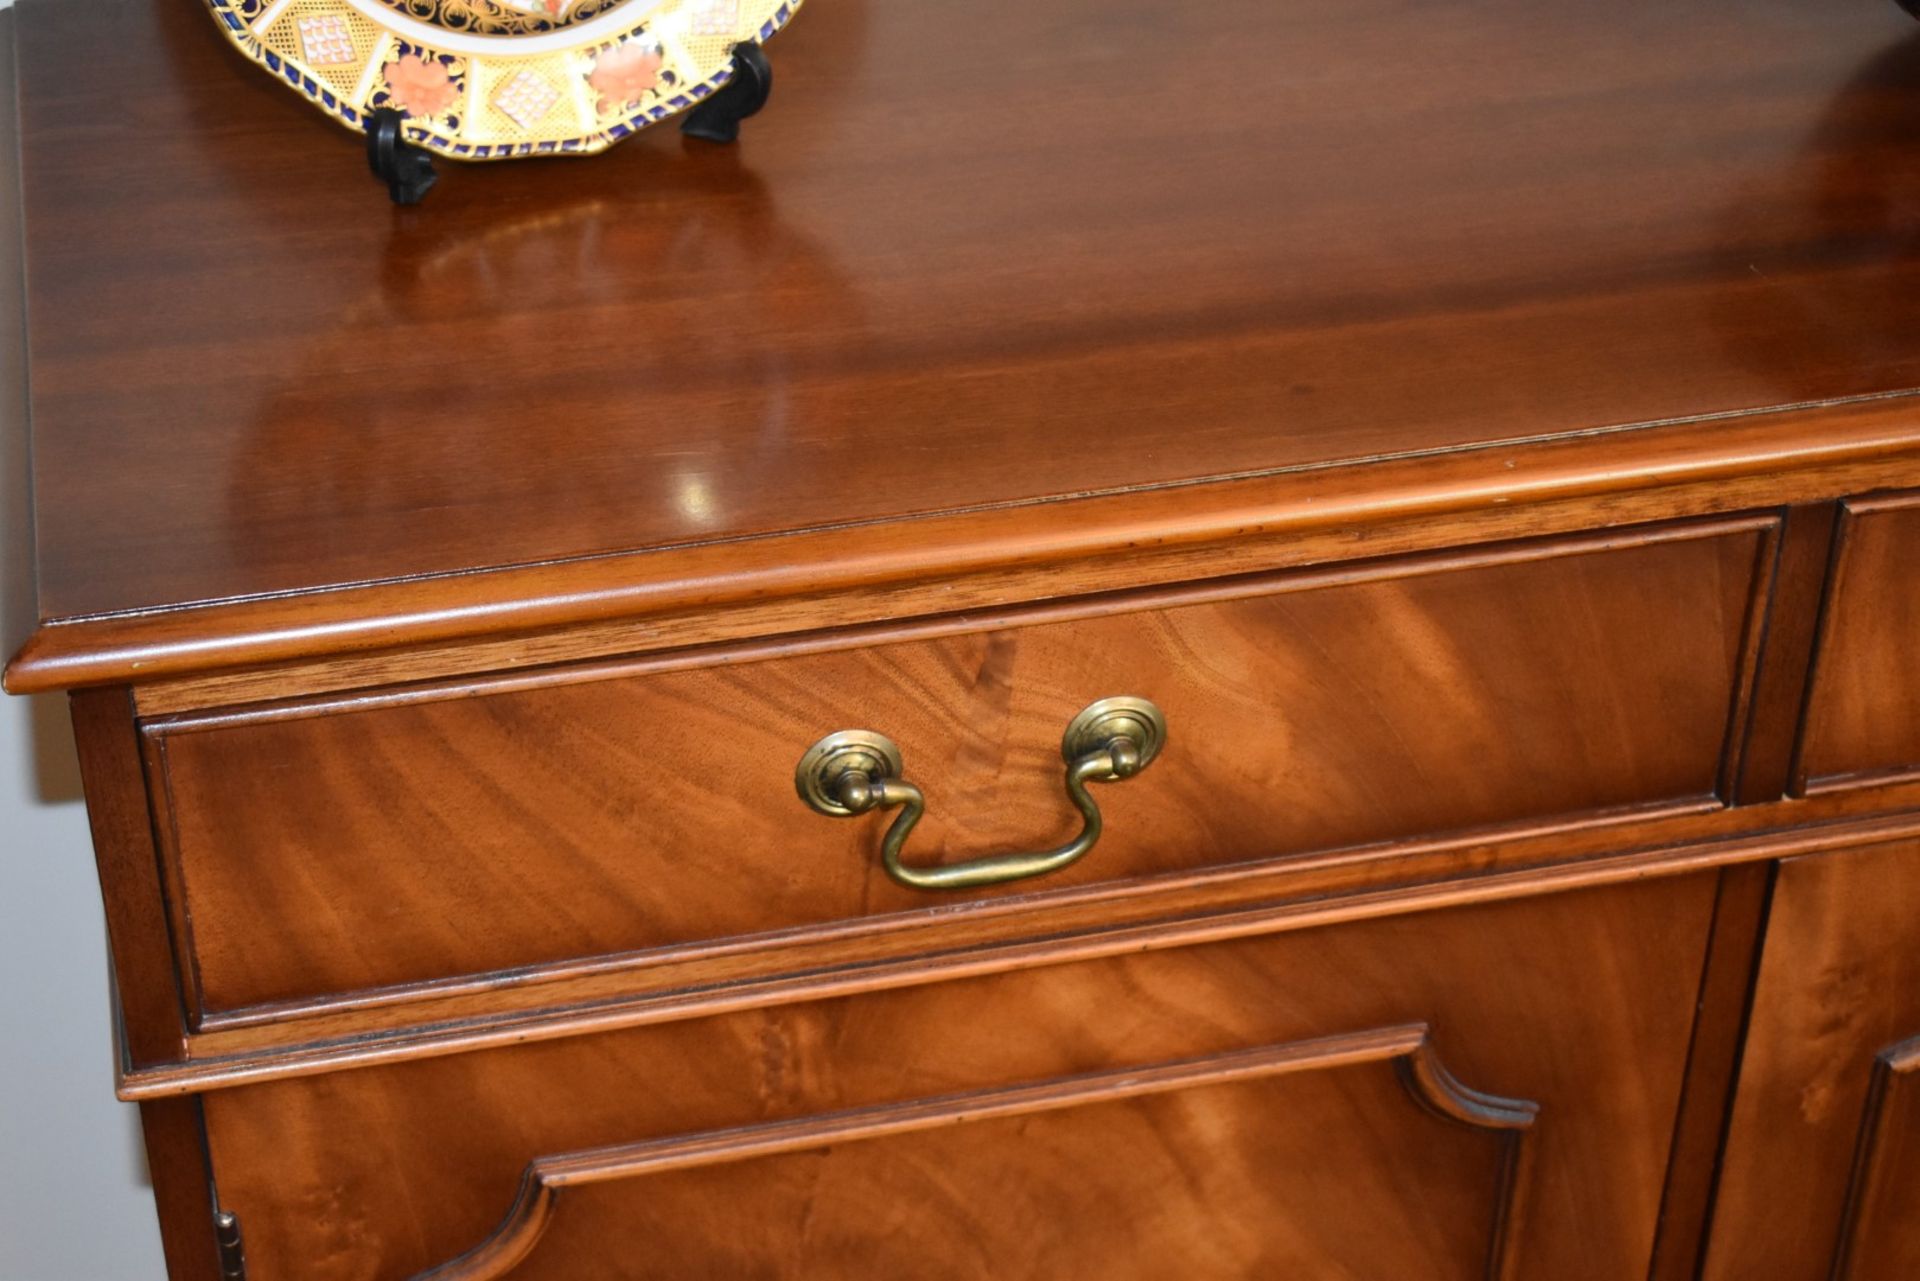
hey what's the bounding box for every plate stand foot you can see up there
[367,108,439,205]
[681,43,773,144]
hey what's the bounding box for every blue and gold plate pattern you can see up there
[202,0,803,159]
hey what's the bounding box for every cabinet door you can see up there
[201,875,1719,1280]
[1705,842,1920,1281]
[418,1028,1536,1281]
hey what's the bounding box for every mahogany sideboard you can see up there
[5,0,1920,1277]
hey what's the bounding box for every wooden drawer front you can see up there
[199,876,1718,1280]
[151,518,1769,1018]
[1704,841,1920,1281]
[1800,493,1920,792]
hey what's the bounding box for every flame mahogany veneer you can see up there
[7,0,1920,1277]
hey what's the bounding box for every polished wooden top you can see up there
[10,0,1920,690]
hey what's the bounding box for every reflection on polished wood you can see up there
[7,2,1920,1278]
[12,0,1920,689]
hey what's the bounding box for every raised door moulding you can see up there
[1831,1035,1920,1280]
[411,1024,1538,1281]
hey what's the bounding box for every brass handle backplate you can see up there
[795,697,1168,892]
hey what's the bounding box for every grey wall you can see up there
[0,698,169,1279]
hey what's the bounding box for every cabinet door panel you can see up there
[1705,842,1920,1281]
[426,1029,1532,1281]
[201,875,1717,1280]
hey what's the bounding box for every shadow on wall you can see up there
[28,690,83,804]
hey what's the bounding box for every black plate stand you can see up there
[366,43,773,206]
[367,108,439,206]
[680,42,774,144]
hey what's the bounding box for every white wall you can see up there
[0,698,169,1279]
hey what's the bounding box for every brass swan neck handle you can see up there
[796,698,1167,892]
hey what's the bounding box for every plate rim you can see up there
[200,0,804,161]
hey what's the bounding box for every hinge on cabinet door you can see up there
[215,1210,247,1280]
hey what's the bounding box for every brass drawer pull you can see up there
[796,697,1168,892]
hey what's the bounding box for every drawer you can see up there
[1799,492,1920,792]
[198,874,1720,1281]
[147,517,1772,1019]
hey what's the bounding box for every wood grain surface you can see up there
[13,410,1920,701]
[419,1028,1534,1281]
[10,1,1920,1275]
[68,687,190,1069]
[116,787,1920,1100]
[199,875,1715,1281]
[1703,840,1920,1281]
[1799,491,1920,792]
[1827,1044,1920,1281]
[1832,1037,1920,1281]
[0,6,30,673]
[1645,863,1773,1281]
[137,1097,227,1281]
[1731,502,1842,804]
[12,0,1920,690]
[148,520,1764,1016]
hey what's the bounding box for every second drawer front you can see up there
[150,518,1769,1017]
[1799,491,1920,792]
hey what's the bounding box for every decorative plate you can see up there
[202,0,803,160]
